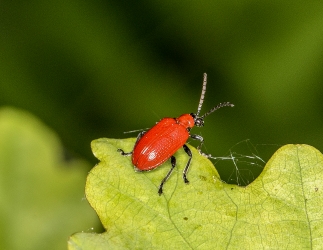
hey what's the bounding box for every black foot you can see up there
[117,149,132,156]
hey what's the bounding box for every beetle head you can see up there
[190,113,204,127]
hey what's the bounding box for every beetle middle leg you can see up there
[182,144,192,184]
[158,156,176,195]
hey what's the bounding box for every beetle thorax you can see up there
[176,114,195,129]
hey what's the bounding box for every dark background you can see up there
[1,1,323,183]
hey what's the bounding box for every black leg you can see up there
[158,156,176,195]
[117,149,132,156]
[190,134,204,151]
[117,131,146,156]
[182,144,192,184]
[190,134,211,157]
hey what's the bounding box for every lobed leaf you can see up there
[69,138,323,249]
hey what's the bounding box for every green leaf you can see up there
[69,138,323,249]
[0,107,99,250]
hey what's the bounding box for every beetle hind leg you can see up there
[117,149,132,156]
[117,130,146,156]
[158,156,176,195]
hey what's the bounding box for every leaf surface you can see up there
[69,138,323,249]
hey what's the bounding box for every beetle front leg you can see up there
[158,155,176,195]
[190,134,204,151]
[190,134,211,157]
[117,131,146,156]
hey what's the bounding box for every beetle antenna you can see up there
[196,73,207,117]
[201,102,234,119]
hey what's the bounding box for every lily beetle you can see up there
[118,73,234,195]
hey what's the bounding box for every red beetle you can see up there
[118,73,234,195]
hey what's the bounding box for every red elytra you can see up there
[133,114,194,170]
[118,73,234,195]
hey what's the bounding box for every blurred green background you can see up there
[1,0,323,248]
